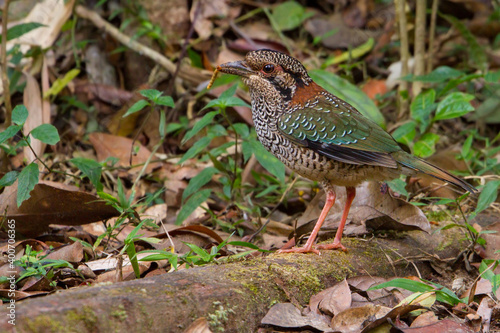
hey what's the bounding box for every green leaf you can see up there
[0,171,19,189]
[183,167,218,201]
[0,125,22,144]
[385,178,408,197]
[221,96,251,108]
[476,180,500,215]
[392,121,416,146]
[0,22,45,43]
[241,140,253,163]
[17,162,39,207]
[271,1,314,31]
[469,96,500,124]
[159,110,166,137]
[248,139,285,183]
[43,69,80,98]
[140,89,162,101]
[70,158,103,192]
[178,136,212,164]
[232,123,250,139]
[439,74,482,97]
[411,89,436,133]
[12,105,29,125]
[123,100,150,118]
[461,135,473,159]
[414,133,440,158]
[156,96,174,107]
[203,97,250,110]
[181,111,218,145]
[227,241,270,252]
[369,278,461,306]
[220,84,238,100]
[184,242,212,262]
[435,92,474,120]
[401,66,464,83]
[30,124,60,145]
[323,38,375,66]
[175,189,211,225]
[309,69,385,128]
[485,71,500,83]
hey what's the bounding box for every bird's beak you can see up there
[217,60,253,78]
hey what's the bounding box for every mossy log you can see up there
[0,229,465,333]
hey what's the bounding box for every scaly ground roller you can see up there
[213,49,476,254]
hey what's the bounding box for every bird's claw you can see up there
[315,242,347,252]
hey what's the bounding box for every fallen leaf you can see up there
[0,182,120,237]
[45,241,84,263]
[309,279,352,316]
[185,317,213,333]
[392,318,474,333]
[331,304,390,333]
[89,132,161,175]
[261,302,332,332]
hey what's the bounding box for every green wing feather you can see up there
[279,98,401,168]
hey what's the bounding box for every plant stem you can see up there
[395,0,410,120]
[413,0,426,97]
[1,0,12,126]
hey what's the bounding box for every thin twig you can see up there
[74,5,210,85]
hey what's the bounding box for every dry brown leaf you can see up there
[304,13,381,49]
[410,311,440,328]
[331,304,390,333]
[359,304,423,332]
[0,0,76,94]
[347,276,406,308]
[393,318,474,333]
[0,289,49,301]
[309,279,351,317]
[45,241,84,263]
[190,0,231,40]
[88,132,161,175]
[294,182,430,243]
[23,73,49,163]
[0,182,120,237]
[260,302,332,332]
[184,317,213,333]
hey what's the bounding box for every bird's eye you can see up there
[262,64,275,73]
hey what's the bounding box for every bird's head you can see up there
[217,49,314,103]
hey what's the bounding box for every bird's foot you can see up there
[315,241,347,252]
[277,245,320,255]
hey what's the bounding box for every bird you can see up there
[213,49,477,254]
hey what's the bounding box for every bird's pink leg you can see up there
[277,188,336,254]
[316,186,356,251]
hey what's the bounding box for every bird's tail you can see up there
[392,151,477,194]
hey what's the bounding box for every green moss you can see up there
[425,209,451,222]
[25,315,68,333]
[65,306,98,331]
[111,305,128,321]
[207,301,236,333]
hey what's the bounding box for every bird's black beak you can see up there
[217,60,253,78]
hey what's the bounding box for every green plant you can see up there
[369,277,463,306]
[139,235,268,269]
[12,245,73,288]
[0,105,61,206]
